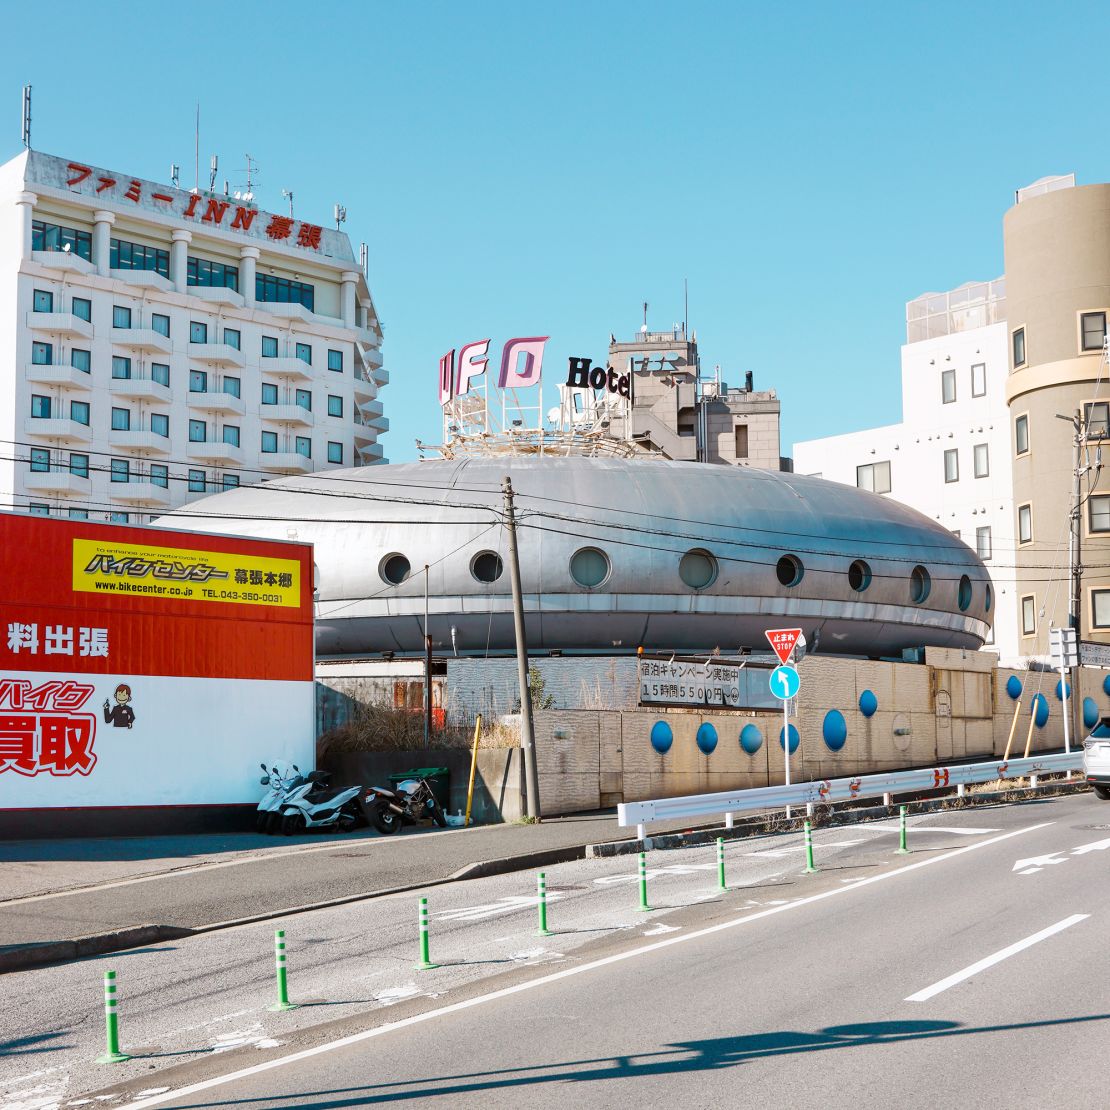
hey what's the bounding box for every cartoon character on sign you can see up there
[103,684,135,729]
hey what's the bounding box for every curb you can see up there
[0,924,188,974]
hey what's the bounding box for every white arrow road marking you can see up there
[905,914,1088,1002]
[1012,853,1067,875]
[1071,836,1110,856]
[749,839,863,858]
[434,894,564,922]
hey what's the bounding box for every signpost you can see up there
[1049,626,1079,754]
[765,628,803,805]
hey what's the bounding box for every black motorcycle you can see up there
[362,777,448,835]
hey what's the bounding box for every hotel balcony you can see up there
[186,441,243,465]
[110,268,173,293]
[260,356,312,381]
[360,441,385,463]
[26,362,93,391]
[187,390,246,416]
[111,376,172,403]
[27,311,94,339]
[112,327,172,355]
[352,424,376,445]
[261,404,314,427]
[108,429,172,455]
[24,417,92,444]
[258,452,314,474]
[188,342,246,368]
[24,470,90,496]
[188,286,245,309]
[353,375,377,403]
[109,481,172,506]
[31,250,95,276]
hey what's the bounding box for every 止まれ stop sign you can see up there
[765,627,802,665]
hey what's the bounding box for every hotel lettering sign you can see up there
[639,658,744,708]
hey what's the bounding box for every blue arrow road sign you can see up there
[769,665,800,701]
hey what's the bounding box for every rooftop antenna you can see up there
[641,300,648,333]
[233,154,259,203]
[334,203,347,230]
[193,102,199,193]
[21,84,31,149]
[170,163,180,188]
[209,154,218,192]
[359,242,368,276]
[282,189,294,218]
[684,277,688,338]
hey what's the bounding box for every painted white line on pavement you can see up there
[905,913,1088,1003]
[119,819,1052,1110]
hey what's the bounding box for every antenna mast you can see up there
[21,84,31,149]
[193,103,199,192]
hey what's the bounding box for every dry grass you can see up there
[319,701,519,757]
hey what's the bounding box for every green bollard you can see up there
[803,819,818,874]
[536,872,554,937]
[268,929,297,1011]
[95,969,131,1063]
[415,897,439,970]
[717,837,727,891]
[896,804,910,855]
[637,851,652,912]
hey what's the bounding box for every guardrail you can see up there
[616,752,1083,835]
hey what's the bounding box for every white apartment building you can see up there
[794,280,1019,661]
[0,149,388,524]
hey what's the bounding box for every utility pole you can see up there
[503,477,541,819]
[424,564,432,748]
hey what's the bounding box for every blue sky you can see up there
[3,0,1105,462]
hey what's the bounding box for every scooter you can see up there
[279,770,364,835]
[255,761,306,833]
[362,777,447,835]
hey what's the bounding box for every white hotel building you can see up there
[0,149,388,523]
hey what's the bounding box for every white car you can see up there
[1083,731,1110,800]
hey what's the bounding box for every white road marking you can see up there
[1071,836,1110,856]
[433,894,562,922]
[1012,853,1067,875]
[748,839,863,858]
[119,819,1052,1110]
[904,914,1088,1002]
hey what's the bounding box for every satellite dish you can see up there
[546,407,561,424]
[62,242,71,253]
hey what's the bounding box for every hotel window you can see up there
[261,382,278,405]
[735,425,749,459]
[110,458,129,483]
[1015,413,1029,455]
[856,460,891,494]
[150,413,169,437]
[261,430,278,453]
[941,368,956,404]
[262,335,278,358]
[943,448,959,483]
[29,447,49,472]
[152,363,170,386]
[150,463,169,488]
[31,341,53,365]
[1021,595,1036,635]
[328,395,343,418]
[256,274,315,312]
[71,349,91,373]
[151,313,170,338]
[295,342,312,365]
[113,305,132,329]
[32,219,92,260]
[328,349,343,373]
[31,395,51,418]
[295,436,311,458]
[976,526,992,561]
[110,511,129,523]
[112,356,132,379]
[222,473,239,490]
[973,443,989,478]
[295,388,312,410]
[1090,494,1110,534]
[1081,311,1107,352]
[70,400,90,425]
[33,289,53,313]
[224,376,241,398]
[223,328,240,350]
[190,321,208,344]
[222,425,240,447]
[110,238,169,277]
[188,419,207,442]
[1012,327,1026,368]
[111,407,130,431]
[68,509,89,520]
[188,469,206,492]
[187,256,239,290]
[328,441,343,464]
[1094,590,1110,628]
[29,504,49,516]
[69,453,89,478]
[1018,503,1033,544]
[71,297,91,322]
[189,369,208,393]
[1084,402,1109,438]
[971,363,986,397]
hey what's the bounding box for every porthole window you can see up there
[910,564,931,604]
[985,583,993,612]
[570,546,610,589]
[776,554,804,588]
[380,553,411,586]
[957,574,972,612]
[679,549,718,590]
[848,559,872,593]
[470,551,504,584]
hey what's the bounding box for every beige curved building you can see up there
[1005,175,1110,655]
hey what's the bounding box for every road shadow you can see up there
[0,1030,68,1056]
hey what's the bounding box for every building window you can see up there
[1021,595,1036,636]
[1094,590,1110,628]
[1015,413,1029,455]
[110,458,129,483]
[1012,327,1026,368]
[71,349,91,373]
[188,469,206,492]
[1090,494,1110,534]
[69,453,89,478]
[151,313,170,338]
[328,349,343,373]
[189,369,208,393]
[1081,311,1107,352]
[976,526,992,561]
[734,424,749,459]
[68,509,89,520]
[262,335,278,358]
[190,321,208,344]
[31,395,51,418]
[943,448,959,483]
[33,289,53,313]
[31,341,53,365]
[70,400,90,425]
[328,441,343,464]
[187,256,239,290]
[149,463,169,488]
[112,355,132,379]
[32,219,92,260]
[222,425,240,447]
[224,328,240,350]
[295,388,312,410]
[223,376,241,398]
[856,460,891,494]
[262,382,278,405]
[152,363,170,387]
[295,436,311,458]
[188,419,206,442]
[71,297,91,322]
[261,430,278,453]
[150,413,169,437]
[110,238,169,277]
[111,407,130,432]
[29,447,49,472]
[295,342,312,365]
[941,368,956,404]
[1085,402,1109,439]
[1018,503,1033,545]
[257,274,315,312]
[28,504,49,516]
[113,305,132,329]
[109,511,129,523]
[973,443,989,478]
[971,363,986,397]
[328,395,343,418]
[222,473,239,490]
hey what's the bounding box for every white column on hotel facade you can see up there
[340,271,359,327]
[240,245,259,306]
[93,209,115,276]
[14,191,37,259]
[170,229,191,292]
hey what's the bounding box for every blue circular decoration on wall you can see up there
[1104,675,1110,697]
[1031,693,1049,729]
[739,724,763,755]
[822,710,847,752]
[859,690,878,718]
[1005,675,1023,700]
[649,720,673,754]
[1083,697,1100,730]
[779,723,800,754]
[695,722,718,755]
[1055,679,1071,701]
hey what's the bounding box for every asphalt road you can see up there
[5,792,1107,1109]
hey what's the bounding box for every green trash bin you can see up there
[389,767,450,811]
